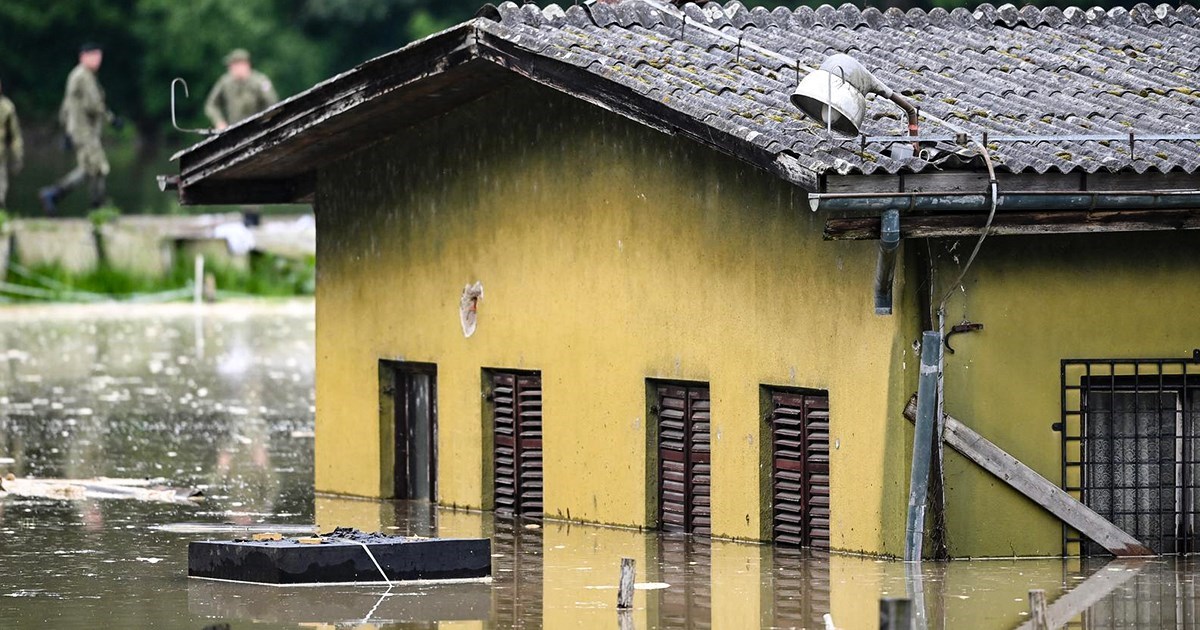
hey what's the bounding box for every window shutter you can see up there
[515,374,544,516]
[493,372,543,517]
[657,384,712,536]
[771,391,830,549]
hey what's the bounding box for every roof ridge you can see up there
[489,1,1199,30]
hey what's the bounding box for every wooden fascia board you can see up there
[176,23,481,190]
[825,209,1200,240]
[179,175,315,206]
[824,170,1200,194]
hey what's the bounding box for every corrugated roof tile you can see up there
[491,0,1200,178]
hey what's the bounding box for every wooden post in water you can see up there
[193,254,204,305]
[617,557,635,609]
[879,598,913,630]
[1028,589,1049,629]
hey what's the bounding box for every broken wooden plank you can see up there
[1015,559,1146,630]
[902,396,1153,557]
[827,209,1200,240]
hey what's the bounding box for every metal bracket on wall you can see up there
[944,322,983,354]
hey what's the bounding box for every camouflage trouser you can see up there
[0,159,8,209]
[56,133,109,207]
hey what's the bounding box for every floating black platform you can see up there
[188,528,491,585]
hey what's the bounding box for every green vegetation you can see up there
[87,205,121,227]
[0,0,485,137]
[3,252,314,302]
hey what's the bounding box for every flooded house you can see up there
[167,1,1200,559]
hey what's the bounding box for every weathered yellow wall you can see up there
[314,81,916,554]
[937,231,1200,556]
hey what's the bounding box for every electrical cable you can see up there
[350,540,393,584]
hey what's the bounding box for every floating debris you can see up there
[0,476,203,504]
[189,527,491,585]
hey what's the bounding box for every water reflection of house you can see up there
[169,2,1200,558]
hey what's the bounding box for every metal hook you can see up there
[171,78,214,136]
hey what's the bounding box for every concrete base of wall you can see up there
[3,214,314,280]
[12,219,98,273]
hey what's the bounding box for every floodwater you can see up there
[0,302,1195,629]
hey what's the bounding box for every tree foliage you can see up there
[0,0,481,135]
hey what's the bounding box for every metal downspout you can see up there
[874,209,901,315]
[905,330,943,562]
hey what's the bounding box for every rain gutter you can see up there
[810,190,1200,214]
[816,190,1200,314]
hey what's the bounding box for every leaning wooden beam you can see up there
[826,209,1200,240]
[902,397,1153,557]
[1015,559,1146,630]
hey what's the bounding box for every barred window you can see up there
[1061,357,1200,555]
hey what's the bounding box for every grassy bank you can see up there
[2,252,315,303]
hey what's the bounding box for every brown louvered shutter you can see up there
[657,384,711,536]
[493,372,543,517]
[770,391,830,549]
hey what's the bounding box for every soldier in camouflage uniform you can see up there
[40,43,114,214]
[204,49,278,131]
[0,77,24,210]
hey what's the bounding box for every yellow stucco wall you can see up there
[937,230,1200,557]
[314,81,916,554]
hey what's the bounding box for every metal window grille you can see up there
[1061,356,1200,555]
[768,389,831,549]
[655,384,712,536]
[492,371,544,518]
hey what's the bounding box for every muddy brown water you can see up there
[0,302,1194,629]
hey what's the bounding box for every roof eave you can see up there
[174,21,486,205]
[171,18,824,206]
